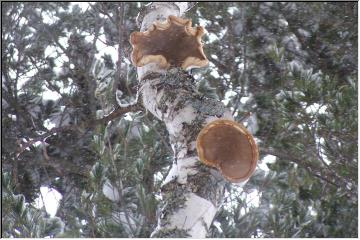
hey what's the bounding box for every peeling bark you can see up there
[135,3,234,238]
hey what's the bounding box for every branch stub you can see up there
[130,15,208,70]
[196,119,259,183]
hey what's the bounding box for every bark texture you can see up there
[136,2,234,238]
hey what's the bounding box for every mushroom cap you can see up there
[129,15,209,70]
[196,119,258,183]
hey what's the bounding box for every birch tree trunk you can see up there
[136,2,235,238]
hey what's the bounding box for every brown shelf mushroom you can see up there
[130,15,209,70]
[196,119,258,183]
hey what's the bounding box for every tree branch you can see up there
[260,147,348,191]
[16,103,143,157]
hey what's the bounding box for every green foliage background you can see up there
[2,2,357,237]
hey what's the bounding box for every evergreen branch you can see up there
[260,147,356,198]
[16,103,143,157]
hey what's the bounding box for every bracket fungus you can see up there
[130,15,209,70]
[196,119,258,183]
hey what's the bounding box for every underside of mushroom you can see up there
[196,119,259,183]
[130,15,209,70]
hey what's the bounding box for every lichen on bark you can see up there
[151,227,191,238]
[135,3,233,238]
[160,179,190,220]
[187,165,225,205]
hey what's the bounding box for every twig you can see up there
[106,131,136,236]
[260,148,341,188]
[16,103,143,157]
[238,112,252,123]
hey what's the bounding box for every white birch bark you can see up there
[136,2,234,238]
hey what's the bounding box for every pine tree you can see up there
[2,2,357,238]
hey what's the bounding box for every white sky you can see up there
[258,154,276,172]
[34,186,62,217]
